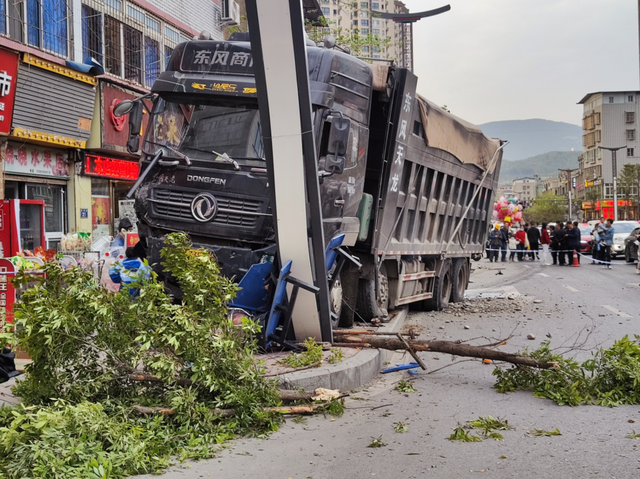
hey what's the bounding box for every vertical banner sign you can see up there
[245,0,332,341]
[0,49,19,135]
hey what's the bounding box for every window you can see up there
[372,46,380,52]
[144,36,160,86]
[629,95,634,102]
[84,6,186,88]
[81,4,102,62]
[26,0,68,56]
[362,45,369,53]
[372,19,379,26]
[333,9,337,14]
[360,28,368,34]
[609,96,614,103]
[372,28,379,35]
[164,45,174,68]
[353,19,357,25]
[626,112,635,123]
[372,2,379,9]
[361,19,368,26]
[360,11,368,17]
[627,129,635,141]
[104,0,122,11]
[0,1,6,35]
[628,148,635,157]
[321,0,329,3]
[322,7,329,15]
[360,1,368,7]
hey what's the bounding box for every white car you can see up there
[608,221,640,257]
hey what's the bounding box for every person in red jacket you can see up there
[514,224,527,261]
[540,222,551,265]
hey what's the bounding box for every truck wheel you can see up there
[356,264,389,321]
[423,259,452,311]
[329,272,343,330]
[451,259,468,303]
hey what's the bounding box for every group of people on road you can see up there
[487,218,617,269]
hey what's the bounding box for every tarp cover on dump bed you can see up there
[417,96,501,173]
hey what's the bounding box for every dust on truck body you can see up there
[133,38,503,325]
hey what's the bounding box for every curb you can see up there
[278,307,408,392]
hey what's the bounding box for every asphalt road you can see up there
[136,255,640,479]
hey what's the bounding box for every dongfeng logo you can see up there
[190,193,218,222]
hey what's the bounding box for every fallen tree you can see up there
[333,331,558,370]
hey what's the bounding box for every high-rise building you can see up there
[317,0,412,64]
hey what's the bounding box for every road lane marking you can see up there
[563,285,579,292]
[603,305,631,318]
[537,273,550,277]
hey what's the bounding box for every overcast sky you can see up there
[403,0,639,126]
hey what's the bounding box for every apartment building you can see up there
[576,91,640,219]
[512,177,538,203]
[318,0,412,65]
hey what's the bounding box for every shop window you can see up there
[26,0,68,57]
[91,178,111,241]
[81,4,102,63]
[27,184,65,248]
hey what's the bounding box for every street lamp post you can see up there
[558,168,574,220]
[598,146,626,221]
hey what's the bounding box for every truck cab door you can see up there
[317,114,369,246]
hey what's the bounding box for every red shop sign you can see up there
[84,154,139,181]
[0,49,19,135]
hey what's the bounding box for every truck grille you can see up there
[151,188,263,227]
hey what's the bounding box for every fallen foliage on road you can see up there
[493,335,640,406]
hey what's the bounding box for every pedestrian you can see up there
[567,221,581,265]
[488,224,501,262]
[508,229,517,262]
[499,223,509,262]
[549,225,558,265]
[111,217,134,248]
[598,219,614,269]
[540,222,551,265]
[553,221,567,265]
[109,246,152,296]
[591,216,606,264]
[527,222,541,260]
[515,224,527,261]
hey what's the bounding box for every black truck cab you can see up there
[135,40,373,280]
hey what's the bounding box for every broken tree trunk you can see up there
[133,404,323,417]
[333,332,556,369]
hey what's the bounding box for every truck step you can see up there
[401,271,435,281]
[396,292,433,305]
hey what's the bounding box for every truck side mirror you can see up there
[126,101,143,154]
[325,116,350,175]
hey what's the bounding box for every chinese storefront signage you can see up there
[4,142,70,178]
[0,49,19,135]
[101,84,151,152]
[180,43,254,75]
[84,154,139,181]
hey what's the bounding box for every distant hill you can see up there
[497,151,580,184]
[479,119,583,161]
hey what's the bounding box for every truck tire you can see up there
[451,258,468,303]
[356,264,389,321]
[423,259,452,311]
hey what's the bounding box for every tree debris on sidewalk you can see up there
[333,330,558,369]
[0,233,289,479]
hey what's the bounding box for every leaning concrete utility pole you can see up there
[245,0,333,341]
[598,146,625,221]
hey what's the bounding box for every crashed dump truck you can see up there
[126,36,504,328]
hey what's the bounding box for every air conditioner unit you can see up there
[221,0,241,26]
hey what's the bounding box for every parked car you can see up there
[577,223,593,253]
[608,221,640,258]
[623,225,640,262]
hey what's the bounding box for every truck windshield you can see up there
[144,98,265,164]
